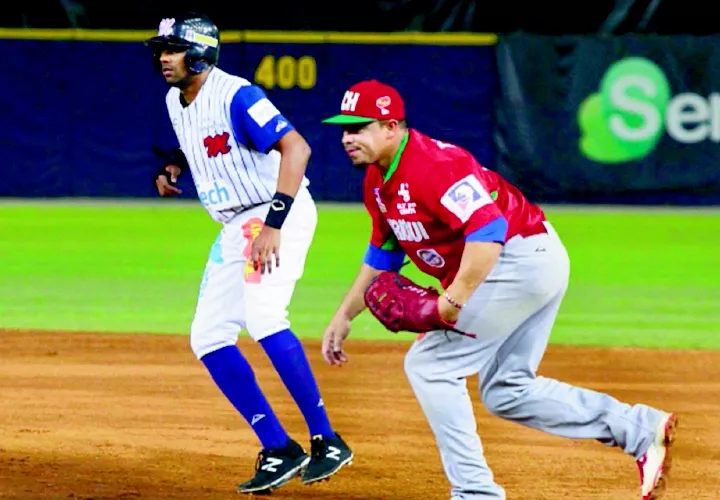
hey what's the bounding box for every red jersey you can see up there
[363,129,547,288]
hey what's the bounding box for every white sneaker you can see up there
[636,413,678,499]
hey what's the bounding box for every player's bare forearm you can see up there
[444,242,502,308]
[273,130,311,197]
[336,264,383,321]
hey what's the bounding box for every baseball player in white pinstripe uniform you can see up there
[145,11,352,494]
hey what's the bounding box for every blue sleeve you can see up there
[363,244,406,271]
[229,85,295,153]
[465,216,508,244]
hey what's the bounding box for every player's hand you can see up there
[156,165,183,197]
[322,313,352,366]
[251,226,281,274]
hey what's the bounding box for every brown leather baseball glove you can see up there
[363,271,460,334]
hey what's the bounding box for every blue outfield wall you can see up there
[0,32,498,201]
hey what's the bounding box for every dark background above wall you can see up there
[3,0,715,35]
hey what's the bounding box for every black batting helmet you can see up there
[144,12,220,74]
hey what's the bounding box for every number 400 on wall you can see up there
[254,55,317,90]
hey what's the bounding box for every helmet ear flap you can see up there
[185,57,205,74]
[184,48,209,74]
[184,43,218,74]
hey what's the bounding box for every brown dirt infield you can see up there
[1,330,718,499]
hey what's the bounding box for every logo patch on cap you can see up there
[376,96,392,116]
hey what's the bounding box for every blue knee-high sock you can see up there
[260,329,335,439]
[201,345,290,450]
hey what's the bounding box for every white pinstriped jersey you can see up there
[166,67,309,223]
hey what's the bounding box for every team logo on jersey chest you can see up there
[204,132,232,158]
[396,183,416,215]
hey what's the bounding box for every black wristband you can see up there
[167,148,189,172]
[155,165,174,186]
[153,147,188,186]
[265,192,295,229]
[152,146,188,171]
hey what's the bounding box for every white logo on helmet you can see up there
[158,18,175,36]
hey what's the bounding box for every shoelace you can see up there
[254,450,267,472]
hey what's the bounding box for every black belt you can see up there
[219,201,270,217]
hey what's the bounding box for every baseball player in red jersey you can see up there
[320,80,677,500]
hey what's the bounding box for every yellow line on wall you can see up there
[0,28,497,45]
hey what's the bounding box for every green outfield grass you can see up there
[1,201,718,349]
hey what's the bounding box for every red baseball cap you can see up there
[322,80,406,124]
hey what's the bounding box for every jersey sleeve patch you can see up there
[247,98,281,127]
[440,174,494,223]
[230,85,294,153]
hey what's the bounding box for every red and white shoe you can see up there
[637,413,678,499]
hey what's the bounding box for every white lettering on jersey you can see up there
[197,179,231,207]
[247,98,280,127]
[397,202,416,215]
[440,174,493,223]
[341,91,360,112]
[387,219,430,242]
